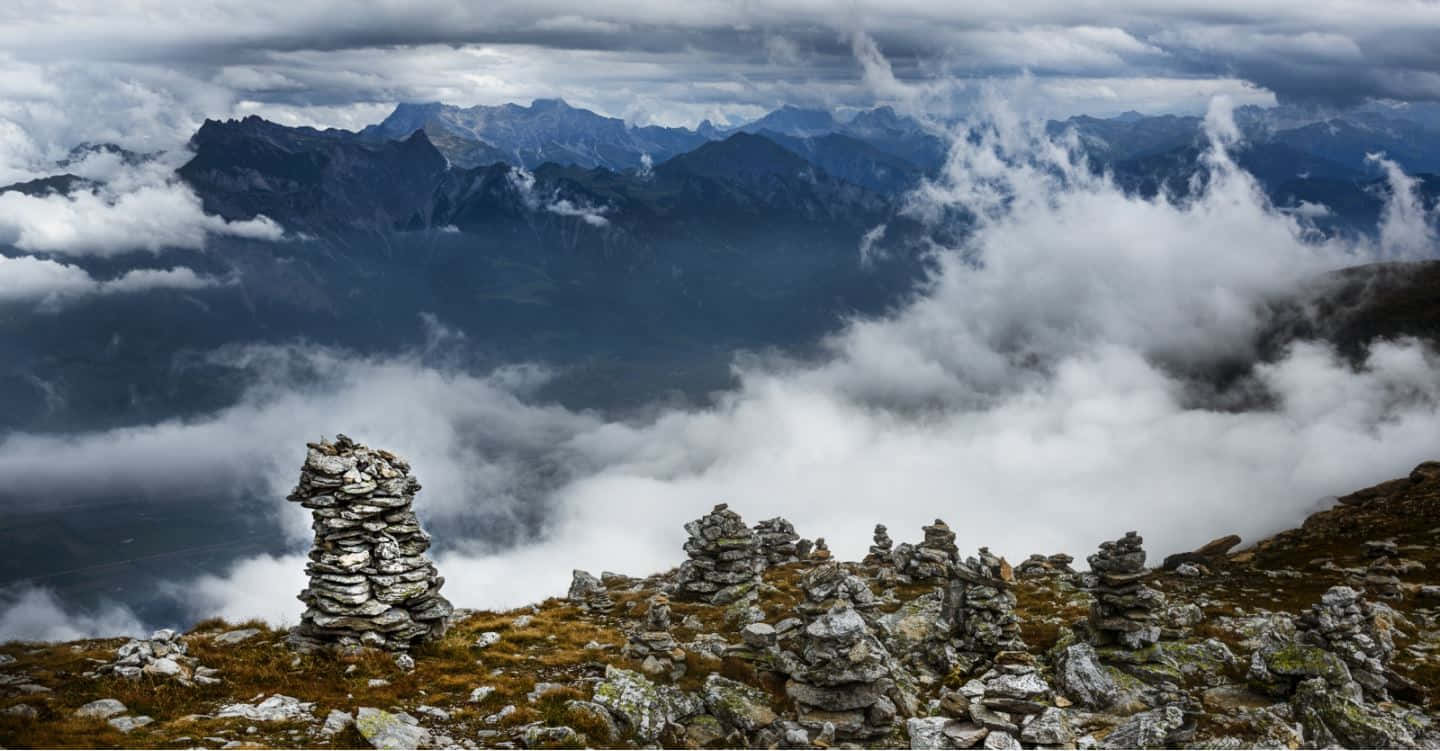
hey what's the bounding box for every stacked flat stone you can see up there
[675,503,763,604]
[811,538,832,561]
[783,584,892,742]
[864,524,894,567]
[1015,553,1076,579]
[625,594,684,680]
[568,570,615,614]
[287,434,452,654]
[946,548,1024,673]
[1296,586,1393,699]
[1086,531,1164,650]
[965,651,1058,748]
[754,517,801,567]
[896,519,958,581]
[1364,557,1403,600]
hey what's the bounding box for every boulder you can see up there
[355,707,432,750]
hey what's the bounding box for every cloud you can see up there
[0,180,284,256]
[0,585,145,642]
[3,95,1438,638]
[0,254,228,309]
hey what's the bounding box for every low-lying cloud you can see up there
[0,253,229,309]
[3,98,1438,639]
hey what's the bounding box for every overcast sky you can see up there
[3,0,1440,161]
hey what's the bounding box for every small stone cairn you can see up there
[1086,531,1164,650]
[286,434,452,654]
[754,517,801,567]
[1014,553,1075,579]
[675,503,764,604]
[895,519,959,581]
[625,594,685,680]
[1363,540,1403,600]
[567,570,615,614]
[864,524,894,567]
[946,548,1024,672]
[1296,586,1394,700]
[92,630,220,687]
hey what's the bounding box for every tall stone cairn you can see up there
[945,547,1024,672]
[754,517,801,567]
[1086,531,1164,649]
[864,524,894,566]
[1296,586,1394,700]
[286,434,452,654]
[675,503,763,604]
[896,519,958,581]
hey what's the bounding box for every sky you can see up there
[4,0,1440,163]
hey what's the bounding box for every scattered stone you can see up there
[564,700,620,745]
[3,704,37,719]
[213,628,262,646]
[1056,643,1118,710]
[320,709,355,736]
[97,629,217,686]
[107,715,155,733]
[703,673,778,733]
[216,695,316,723]
[286,435,452,654]
[469,686,495,703]
[474,632,501,649]
[394,653,415,672]
[355,707,432,750]
[1098,705,1185,749]
[675,503,763,604]
[75,699,127,720]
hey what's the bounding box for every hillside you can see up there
[4,454,1439,749]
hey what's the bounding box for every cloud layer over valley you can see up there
[4,99,1438,639]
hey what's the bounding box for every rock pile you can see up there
[753,517,801,567]
[895,519,958,581]
[797,561,879,618]
[92,630,220,687]
[1296,586,1394,699]
[1086,531,1164,649]
[1014,553,1074,579]
[786,604,897,741]
[946,549,1024,673]
[1362,542,1404,600]
[286,434,452,654]
[568,570,615,614]
[865,524,893,567]
[625,594,685,680]
[675,504,763,604]
[962,651,1062,748]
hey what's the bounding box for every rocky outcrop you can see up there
[675,504,764,604]
[1085,532,1163,650]
[567,569,615,614]
[286,435,452,654]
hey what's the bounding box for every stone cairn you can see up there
[895,519,958,581]
[1296,586,1394,700]
[785,564,897,741]
[946,548,1024,673]
[754,517,801,567]
[1014,553,1075,579]
[1363,540,1403,600]
[625,594,685,680]
[1086,531,1164,650]
[287,434,452,654]
[864,524,894,567]
[811,537,832,561]
[567,570,615,614]
[675,503,763,604]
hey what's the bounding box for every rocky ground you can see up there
[3,462,1440,749]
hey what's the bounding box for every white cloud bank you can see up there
[0,254,229,309]
[2,97,1438,638]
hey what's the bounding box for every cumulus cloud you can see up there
[0,254,229,310]
[3,96,1438,638]
[0,586,145,642]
